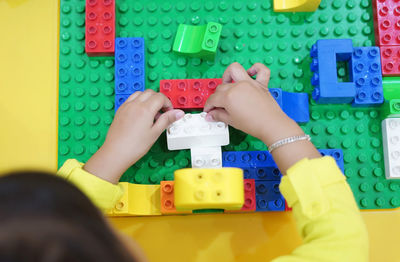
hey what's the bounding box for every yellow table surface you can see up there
[0,0,399,261]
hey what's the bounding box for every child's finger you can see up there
[152,109,185,135]
[203,92,225,112]
[125,91,143,103]
[137,89,157,102]
[146,92,173,113]
[247,63,271,86]
[205,108,231,125]
[222,62,251,83]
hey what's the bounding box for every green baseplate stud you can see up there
[59,0,400,210]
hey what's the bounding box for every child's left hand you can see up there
[84,90,185,184]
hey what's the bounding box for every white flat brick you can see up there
[191,146,222,168]
[166,113,229,150]
[382,118,400,179]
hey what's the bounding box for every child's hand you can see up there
[204,62,297,146]
[84,90,184,184]
[205,62,320,173]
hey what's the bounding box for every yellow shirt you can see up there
[57,156,368,262]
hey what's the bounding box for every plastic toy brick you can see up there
[106,182,161,216]
[174,168,244,211]
[383,99,400,117]
[160,78,221,109]
[223,149,344,178]
[115,37,145,111]
[383,77,400,99]
[166,112,229,150]
[352,47,384,106]
[191,146,222,168]
[222,151,281,181]
[381,118,400,179]
[173,22,222,60]
[160,181,191,215]
[380,46,400,76]
[85,0,115,56]
[60,0,399,211]
[255,180,285,211]
[372,0,400,46]
[318,149,345,173]
[225,179,256,213]
[285,201,292,211]
[115,94,129,110]
[274,0,320,12]
[310,39,356,103]
[270,88,310,123]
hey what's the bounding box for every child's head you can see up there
[0,171,144,262]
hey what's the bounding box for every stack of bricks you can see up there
[310,39,384,106]
[373,0,400,76]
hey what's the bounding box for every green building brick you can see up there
[173,22,222,60]
[383,99,400,118]
[58,0,400,210]
[383,77,400,100]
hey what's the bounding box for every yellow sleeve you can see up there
[57,159,124,212]
[272,157,369,262]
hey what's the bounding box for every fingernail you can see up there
[175,110,185,120]
[205,113,214,121]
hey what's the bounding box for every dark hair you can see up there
[0,171,136,262]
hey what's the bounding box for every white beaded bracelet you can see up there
[268,134,311,153]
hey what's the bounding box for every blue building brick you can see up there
[115,94,130,111]
[223,149,344,178]
[115,37,145,111]
[351,47,384,107]
[270,88,310,123]
[222,151,281,181]
[310,39,356,104]
[318,149,345,173]
[255,180,285,211]
[223,149,345,212]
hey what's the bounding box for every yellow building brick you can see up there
[106,182,161,216]
[274,0,320,12]
[174,168,244,211]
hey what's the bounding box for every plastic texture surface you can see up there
[380,45,400,76]
[173,22,222,60]
[255,180,285,211]
[222,149,344,178]
[107,182,161,216]
[160,181,191,214]
[85,0,115,56]
[310,39,356,103]
[274,0,321,12]
[3,0,400,261]
[383,77,400,99]
[381,118,400,179]
[225,179,257,213]
[383,99,400,117]
[271,88,310,123]
[174,168,244,211]
[167,113,229,150]
[58,0,400,211]
[352,46,384,106]
[160,78,221,109]
[372,0,400,47]
[114,37,145,111]
[191,146,222,168]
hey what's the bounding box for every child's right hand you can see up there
[204,62,301,146]
[205,62,321,174]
